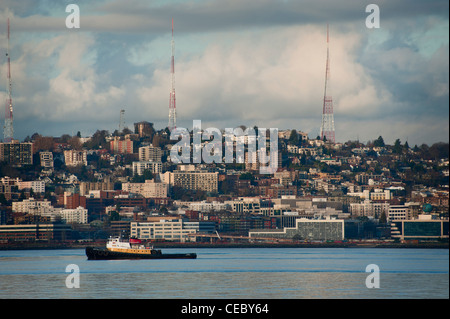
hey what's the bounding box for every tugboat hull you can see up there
[86,247,197,260]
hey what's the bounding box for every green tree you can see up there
[288,130,299,145]
[109,211,121,221]
[393,139,402,154]
[428,142,449,160]
[373,136,385,147]
[404,141,409,150]
[131,169,153,183]
[83,130,109,149]
[122,127,133,135]
[239,172,254,180]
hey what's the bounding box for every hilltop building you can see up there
[0,141,33,165]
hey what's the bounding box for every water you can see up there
[0,248,448,299]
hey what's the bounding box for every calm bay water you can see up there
[0,248,447,299]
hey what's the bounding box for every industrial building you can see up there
[390,216,448,241]
[249,217,344,241]
[0,223,72,241]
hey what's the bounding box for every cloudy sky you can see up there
[0,0,448,146]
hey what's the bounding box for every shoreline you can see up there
[0,241,448,250]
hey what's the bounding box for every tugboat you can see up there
[86,237,197,260]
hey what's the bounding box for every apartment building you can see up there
[138,145,162,162]
[0,177,45,194]
[132,161,162,176]
[64,150,87,166]
[349,199,390,218]
[0,141,33,165]
[162,165,218,193]
[17,180,45,194]
[40,151,54,168]
[12,197,54,214]
[110,137,133,154]
[59,206,88,224]
[79,181,114,196]
[10,198,83,222]
[122,179,168,198]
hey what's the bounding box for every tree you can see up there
[288,130,299,145]
[239,172,254,181]
[109,211,121,222]
[373,136,385,147]
[428,142,449,160]
[33,136,54,153]
[393,139,402,154]
[83,130,109,149]
[60,134,72,143]
[68,136,82,150]
[404,141,409,151]
[122,127,133,135]
[131,169,153,183]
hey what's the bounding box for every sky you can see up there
[0,0,448,146]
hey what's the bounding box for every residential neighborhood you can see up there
[0,123,448,245]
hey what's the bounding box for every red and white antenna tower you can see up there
[320,24,335,143]
[168,18,177,131]
[3,17,13,143]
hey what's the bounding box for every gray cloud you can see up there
[0,0,448,146]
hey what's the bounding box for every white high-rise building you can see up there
[138,145,162,162]
[132,161,162,176]
[60,206,88,224]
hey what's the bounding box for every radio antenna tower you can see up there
[168,18,177,131]
[320,24,335,143]
[3,18,13,143]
